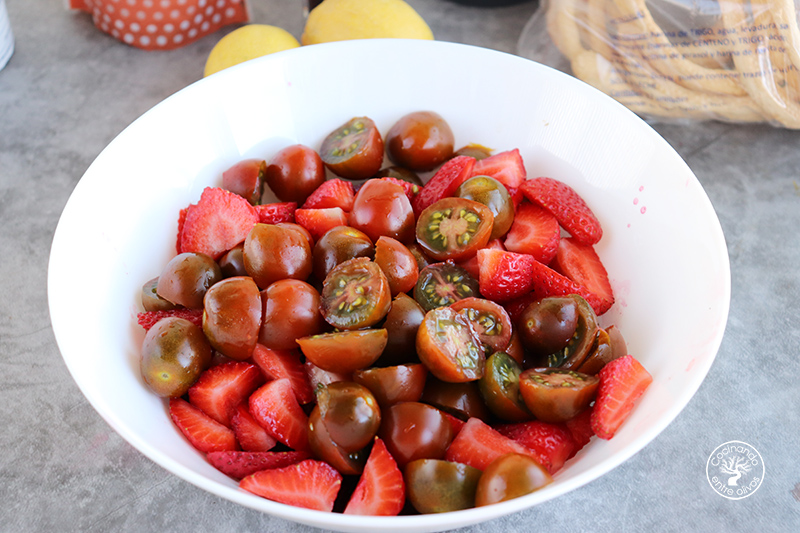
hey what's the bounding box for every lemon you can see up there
[204,25,300,77]
[301,0,434,45]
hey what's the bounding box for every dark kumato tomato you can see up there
[353,364,428,407]
[141,277,176,312]
[405,459,482,513]
[156,252,222,309]
[259,279,323,351]
[414,262,479,312]
[315,381,381,453]
[297,329,388,374]
[478,352,531,422]
[312,225,374,282]
[386,111,455,171]
[349,179,416,244]
[416,197,494,262]
[455,175,515,240]
[140,317,212,398]
[202,276,262,361]
[378,402,455,468]
[222,158,265,205]
[243,224,313,289]
[450,297,512,354]
[421,378,490,421]
[218,244,247,278]
[474,453,553,506]
[308,406,368,476]
[320,117,384,180]
[416,307,485,383]
[521,294,599,369]
[378,293,426,367]
[374,236,419,296]
[519,368,599,423]
[320,257,391,330]
[264,144,326,204]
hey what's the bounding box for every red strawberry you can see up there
[495,420,577,475]
[230,403,277,452]
[380,177,418,201]
[169,398,238,453]
[457,238,504,280]
[526,259,605,315]
[521,177,602,245]
[249,378,310,451]
[506,186,524,210]
[503,202,560,264]
[240,459,342,511]
[344,438,405,516]
[207,450,309,479]
[176,206,189,254]
[294,207,349,240]
[302,179,355,211]
[565,407,594,456]
[591,355,652,440]
[412,155,475,215]
[253,202,297,224]
[442,412,466,438]
[476,248,538,302]
[137,308,203,331]
[179,187,259,259]
[188,362,266,427]
[250,344,314,405]
[470,148,526,189]
[551,237,614,315]
[444,417,539,471]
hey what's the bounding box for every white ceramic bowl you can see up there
[48,40,730,532]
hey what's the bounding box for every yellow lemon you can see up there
[301,0,434,45]
[204,24,300,77]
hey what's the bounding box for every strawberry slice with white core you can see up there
[187,361,265,427]
[169,398,238,453]
[230,403,277,452]
[476,248,538,302]
[249,378,310,451]
[470,148,527,189]
[521,177,602,245]
[503,201,560,264]
[344,438,405,516]
[239,459,342,511]
[250,344,314,405]
[179,187,259,259]
[591,355,652,440]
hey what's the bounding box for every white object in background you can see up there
[0,0,13,71]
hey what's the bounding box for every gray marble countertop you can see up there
[2,0,799,531]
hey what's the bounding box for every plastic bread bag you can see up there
[517,0,800,128]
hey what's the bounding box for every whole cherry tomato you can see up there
[202,276,262,360]
[378,293,425,367]
[156,252,221,309]
[386,111,455,171]
[312,225,374,282]
[349,179,416,244]
[259,279,323,351]
[264,144,325,204]
[353,363,428,407]
[140,317,212,398]
[474,453,553,506]
[374,236,419,296]
[243,224,312,289]
[378,402,455,467]
[405,459,482,513]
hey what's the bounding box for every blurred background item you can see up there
[0,0,13,71]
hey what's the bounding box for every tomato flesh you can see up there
[320,257,391,330]
[320,117,384,180]
[416,197,494,262]
[416,307,485,383]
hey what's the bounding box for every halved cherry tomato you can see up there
[308,406,368,476]
[504,329,525,366]
[474,453,552,506]
[421,377,490,421]
[315,382,381,453]
[141,277,176,312]
[157,252,222,309]
[312,225,374,282]
[320,116,384,180]
[222,158,265,205]
[378,401,455,467]
[453,143,492,160]
[416,197,494,262]
[386,111,455,171]
[478,352,531,422]
[575,328,616,375]
[405,459,482,513]
[320,257,391,330]
[297,329,388,374]
[202,276,262,361]
[527,294,599,370]
[414,262,479,312]
[374,236,419,296]
[373,165,423,187]
[264,144,325,204]
[259,279,323,351]
[455,175,515,240]
[243,224,313,289]
[518,368,599,423]
[450,297,512,354]
[353,363,428,407]
[378,293,425,367]
[349,179,416,244]
[218,244,247,278]
[416,307,485,383]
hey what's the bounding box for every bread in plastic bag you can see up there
[518,0,800,127]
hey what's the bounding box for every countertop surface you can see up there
[1,0,799,531]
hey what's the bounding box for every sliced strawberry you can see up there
[457,238,504,280]
[188,362,265,427]
[506,186,524,210]
[250,344,314,405]
[411,155,475,215]
[207,450,309,479]
[551,237,614,315]
[521,177,602,245]
[240,459,342,511]
[495,420,577,475]
[476,248,538,302]
[503,202,560,265]
[176,206,189,254]
[380,177,418,202]
[444,417,539,471]
[470,148,526,189]
[565,407,594,456]
[179,187,259,260]
[169,398,238,453]
[230,403,277,452]
[294,207,349,240]
[508,259,606,315]
[253,202,297,224]
[591,355,652,440]
[302,179,355,211]
[344,438,405,516]
[249,378,310,451]
[136,308,203,331]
